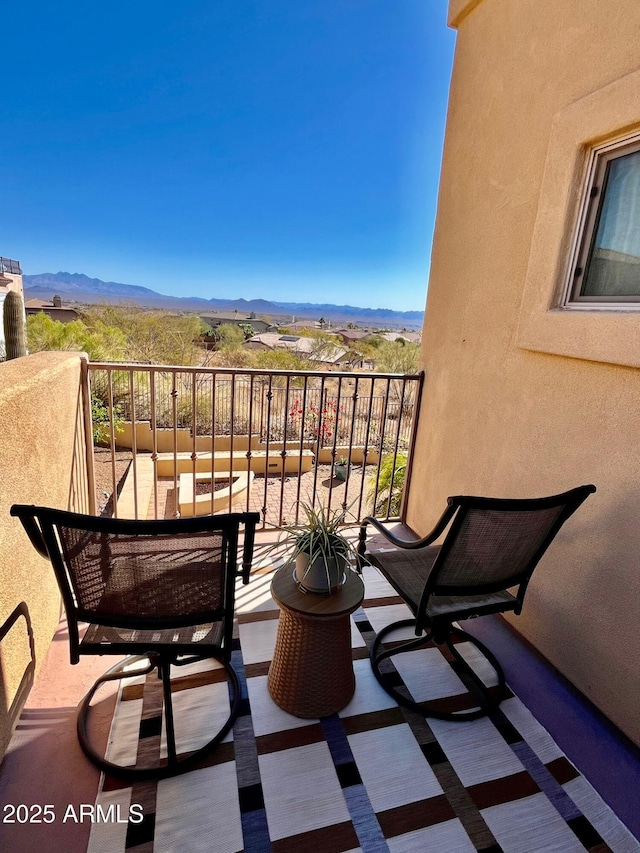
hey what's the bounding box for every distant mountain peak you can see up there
[26,271,160,297]
[23,271,424,330]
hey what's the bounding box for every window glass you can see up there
[579,147,640,300]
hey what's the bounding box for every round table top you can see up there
[271,566,364,618]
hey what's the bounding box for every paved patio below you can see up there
[149,463,375,527]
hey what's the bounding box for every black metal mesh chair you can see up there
[10,505,260,779]
[358,485,595,721]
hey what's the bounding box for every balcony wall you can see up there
[0,352,91,763]
[406,0,640,745]
[115,422,380,465]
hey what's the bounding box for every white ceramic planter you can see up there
[294,552,346,593]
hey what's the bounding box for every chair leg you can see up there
[77,654,156,772]
[443,626,507,716]
[160,660,178,766]
[370,619,507,722]
[77,654,241,780]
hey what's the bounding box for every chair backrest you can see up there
[10,505,260,660]
[417,485,595,627]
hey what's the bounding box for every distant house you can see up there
[283,320,323,333]
[333,329,370,344]
[379,331,421,344]
[244,333,348,366]
[199,312,276,334]
[24,295,80,324]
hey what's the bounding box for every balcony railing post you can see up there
[210,373,217,517]
[262,374,274,525]
[150,368,159,518]
[399,369,425,524]
[191,372,198,519]
[129,369,139,520]
[326,375,344,518]
[309,374,327,513]
[106,368,118,518]
[171,372,179,517]
[342,377,359,514]
[80,356,97,516]
[294,374,310,524]
[245,374,255,513]
[229,373,237,514]
[278,374,292,525]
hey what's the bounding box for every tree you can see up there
[27,313,127,361]
[362,333,385,349]
[374,340,420,374]
[214,347,252,368]
[84,306,205,365]
[344,341,376,368]
[216,323,246,350]
[306,330,341,363]
[249,349,310,371]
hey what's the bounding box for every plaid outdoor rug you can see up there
[86,564,639,853]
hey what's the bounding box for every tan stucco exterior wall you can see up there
[0,273,24,298]
[407,0,640,744]
[0,352,91,763]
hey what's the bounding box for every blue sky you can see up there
[1,1,455,312]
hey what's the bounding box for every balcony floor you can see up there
[1,533,639,853]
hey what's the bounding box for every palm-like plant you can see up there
[370,453,407,517]
[272,502,361,593]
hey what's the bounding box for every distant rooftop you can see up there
[245,332,348,363]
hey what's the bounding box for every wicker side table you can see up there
[268,567,365,718]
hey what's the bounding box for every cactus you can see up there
[3,290,28,360]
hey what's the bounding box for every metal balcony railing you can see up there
[0,258,22,275]
[86,362,424,529]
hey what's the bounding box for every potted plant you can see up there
[275,503,361,594]
[333,455,350,482]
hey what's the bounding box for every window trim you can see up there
[516,66,640,368]
[563,132,640,309]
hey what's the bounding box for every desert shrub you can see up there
[369,452,407,517]
[91,395,125,445]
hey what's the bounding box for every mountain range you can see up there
[23,272,424,329]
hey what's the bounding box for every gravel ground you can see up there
[92,447,132,516]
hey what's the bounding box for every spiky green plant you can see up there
[269,502,362,591]
[3,290,28,360]
[369,452,407,517]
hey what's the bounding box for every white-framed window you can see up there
[566,133,640,307]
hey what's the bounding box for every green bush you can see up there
[91,396,125,445]
[370,452,407,517]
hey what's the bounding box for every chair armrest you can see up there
[10,506,50,559]
[358,501,458,558]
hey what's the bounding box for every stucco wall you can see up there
[407,0,640,744]
[0,352,91,763]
